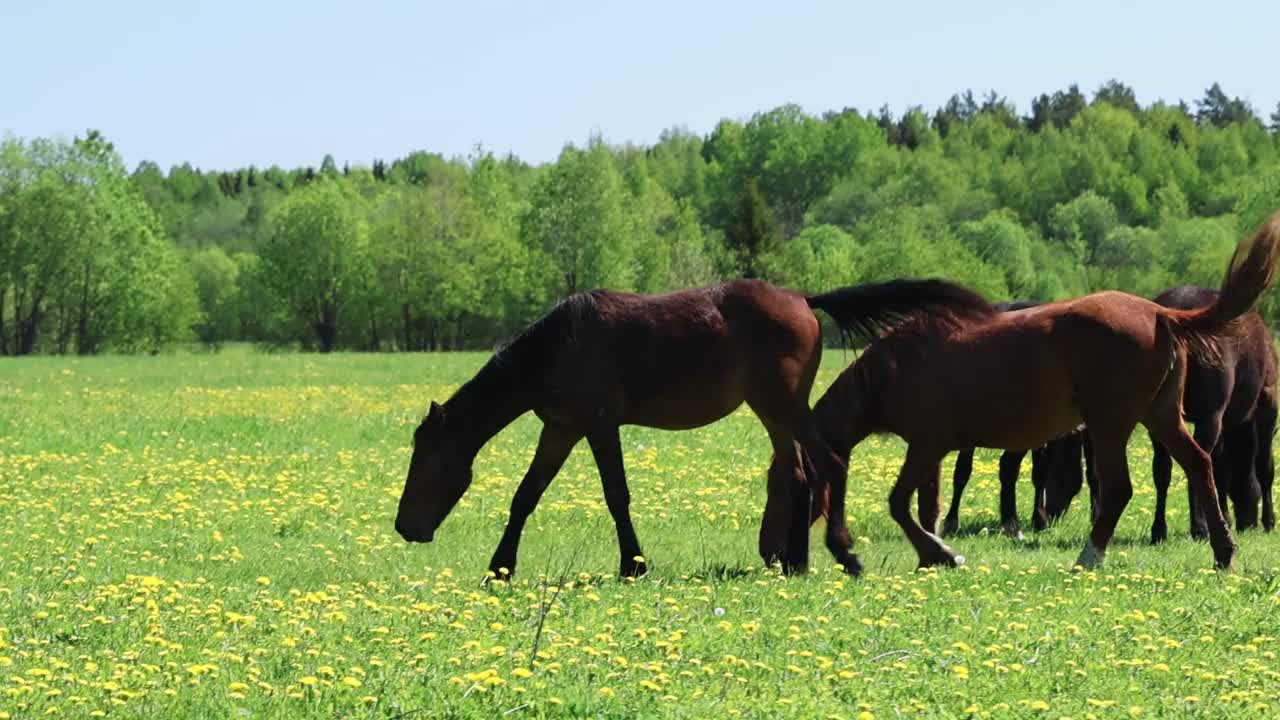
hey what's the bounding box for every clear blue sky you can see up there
[4,0,1276,172]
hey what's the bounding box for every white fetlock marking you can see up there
[1075,539,1105,568]
[954,554,966,567]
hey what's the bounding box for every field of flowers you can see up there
[2,349,1280,719]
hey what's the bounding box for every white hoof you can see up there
[954,554,966,567]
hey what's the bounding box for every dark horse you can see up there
[1146,286,1277,542]
[801,212,1280,571]
[394,278,992,578]
[940,301,1090,539]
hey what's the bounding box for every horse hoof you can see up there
[1074,540,1105,569]
[1150,528,1167,545]
[484,565,515,584]
[620,559,648,578]
[918,551,961,569]
[941,518,959,538]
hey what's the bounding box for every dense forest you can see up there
[4,80,1280,355]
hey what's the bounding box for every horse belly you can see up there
[625,387,744,430]
[947,363,1081,451]
[619,355,748,430]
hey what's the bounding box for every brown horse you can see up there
[1042,288,1278,543]
[394,278,992,578]
[803,211,1280,571]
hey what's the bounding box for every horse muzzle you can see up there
[395,516,436,544]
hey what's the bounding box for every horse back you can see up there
[551,281,819,429]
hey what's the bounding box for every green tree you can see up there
[1092,80,1140,115]
[258,178,371,352]
[1195,83,1257,128]
[954,211,1037,297]
[1050,191,1120,268]
[520,142,635,298]
[189,246,241,348]
[758,224,862,293]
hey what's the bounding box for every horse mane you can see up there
[445,291,602,410]
[807,278,996,349]
[491,291,602,366]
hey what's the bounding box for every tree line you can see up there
[4,80,1280,355]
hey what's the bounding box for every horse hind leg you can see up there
[586,426,648,578]
[1185,411,1225,540]
[1222,423,1259,531]
[1149,431,1173,544]
[758,434,810,575]
[1072,425,1136,569]
[1145,396,1236,570]
[941,448,975,538]
[752,393,863,577]
[1257,401,1278,531]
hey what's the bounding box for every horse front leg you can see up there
[759,441,809,574]
[941,449,975,538]
[587,426,647,577]
[999,449,1027,536]
[487,424,581,579]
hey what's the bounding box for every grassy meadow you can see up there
[2,348,1279,719]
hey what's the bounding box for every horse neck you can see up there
[814,363,874,460]
[444,359,534,457]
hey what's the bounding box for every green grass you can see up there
[2,347,1279,719]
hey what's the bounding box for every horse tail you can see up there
[805,278,995,346]
[1165,210,1280,363]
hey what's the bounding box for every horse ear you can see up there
[427,401,445,426]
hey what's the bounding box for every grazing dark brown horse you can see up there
[394,278,993,578]
[1146,286,1277,542]
[941,301,1089,539]
[803,212,1280,571]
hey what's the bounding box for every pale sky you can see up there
[4,0,1276,172]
